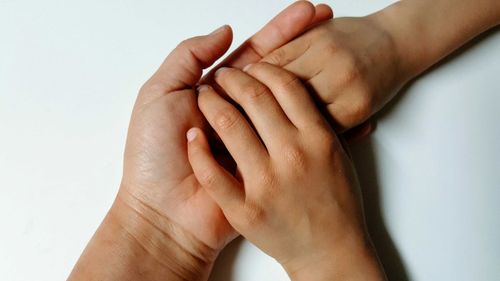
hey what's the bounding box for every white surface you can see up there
[1,1,499,280]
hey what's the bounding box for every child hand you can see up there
[260,16,411,133]
[187,63,385,280]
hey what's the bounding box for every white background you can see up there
[1,1,499,280]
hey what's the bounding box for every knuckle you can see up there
[336,55,363,88]
[213,107,240,132]
[255,169,276,187]
[281,144,307,171]
[251,168,279,203]
[323,41,340,57]
[264,48,286,66]
[241,82,269,101]
[347,90,373,123]
[240,203,265,228]
[197,167,218,187]
[279,75,303,93]
[252,62,303,93]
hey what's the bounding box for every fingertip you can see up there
[289,0,316,22]
[292,0,316,13]
[186,127,199,143]
[186,127,211,167]
[192,25,233,68]
[208,25,234,47]
[315,3,334,19]
[309,3,334,27]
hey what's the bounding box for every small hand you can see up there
[202,2,333,81]
[260,15,409,135]
[187,63,385,280]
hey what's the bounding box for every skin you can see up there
[68,2,334,281]
[69,0,500,279]
[187,63,386,281]
[260,0,500,133]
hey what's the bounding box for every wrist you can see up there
[368,2,426,83]
[69,189,216,281]
[282,231,386,281]
[110,189,217,280]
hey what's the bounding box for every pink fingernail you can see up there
[243,64,253,72]
[215,67,229,78]
[197,84,210,93]
[186,128,198,142]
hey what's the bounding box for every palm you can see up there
[122,88,235,250]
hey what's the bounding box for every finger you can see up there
[259,33,312,68]
[139,25,233,103]
[272,41,325,81]
[308,70,371,131]
[243,62,328,130]
[197,85,269,174]
[214,67,294,147]
[187,127,244,214]
[344,121,375,144]
[244,1,315,58]
[258,5,332,69]
[203,1,316,81]
[309,4,334,27]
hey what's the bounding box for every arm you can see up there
[376,0,500,79]
[68,198,214,281]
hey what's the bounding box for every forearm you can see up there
[68,191,213,281]
[372,0,500,80]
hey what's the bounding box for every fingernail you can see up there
[210,25,228,35]
[186,128,198,142]
[197,84,210,93]
[215,67,229,78]
[243,64,253,72]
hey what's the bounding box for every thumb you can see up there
[144,25,233,94]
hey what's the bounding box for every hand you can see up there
[120,0,333,269]
[70,3,335,280]
[260,15,409,133]
[204,2,333,76]
[69,26,236,281]
[187,63,385,281]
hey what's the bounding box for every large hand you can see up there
[117,2,333,279]
[70,3,336,281]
